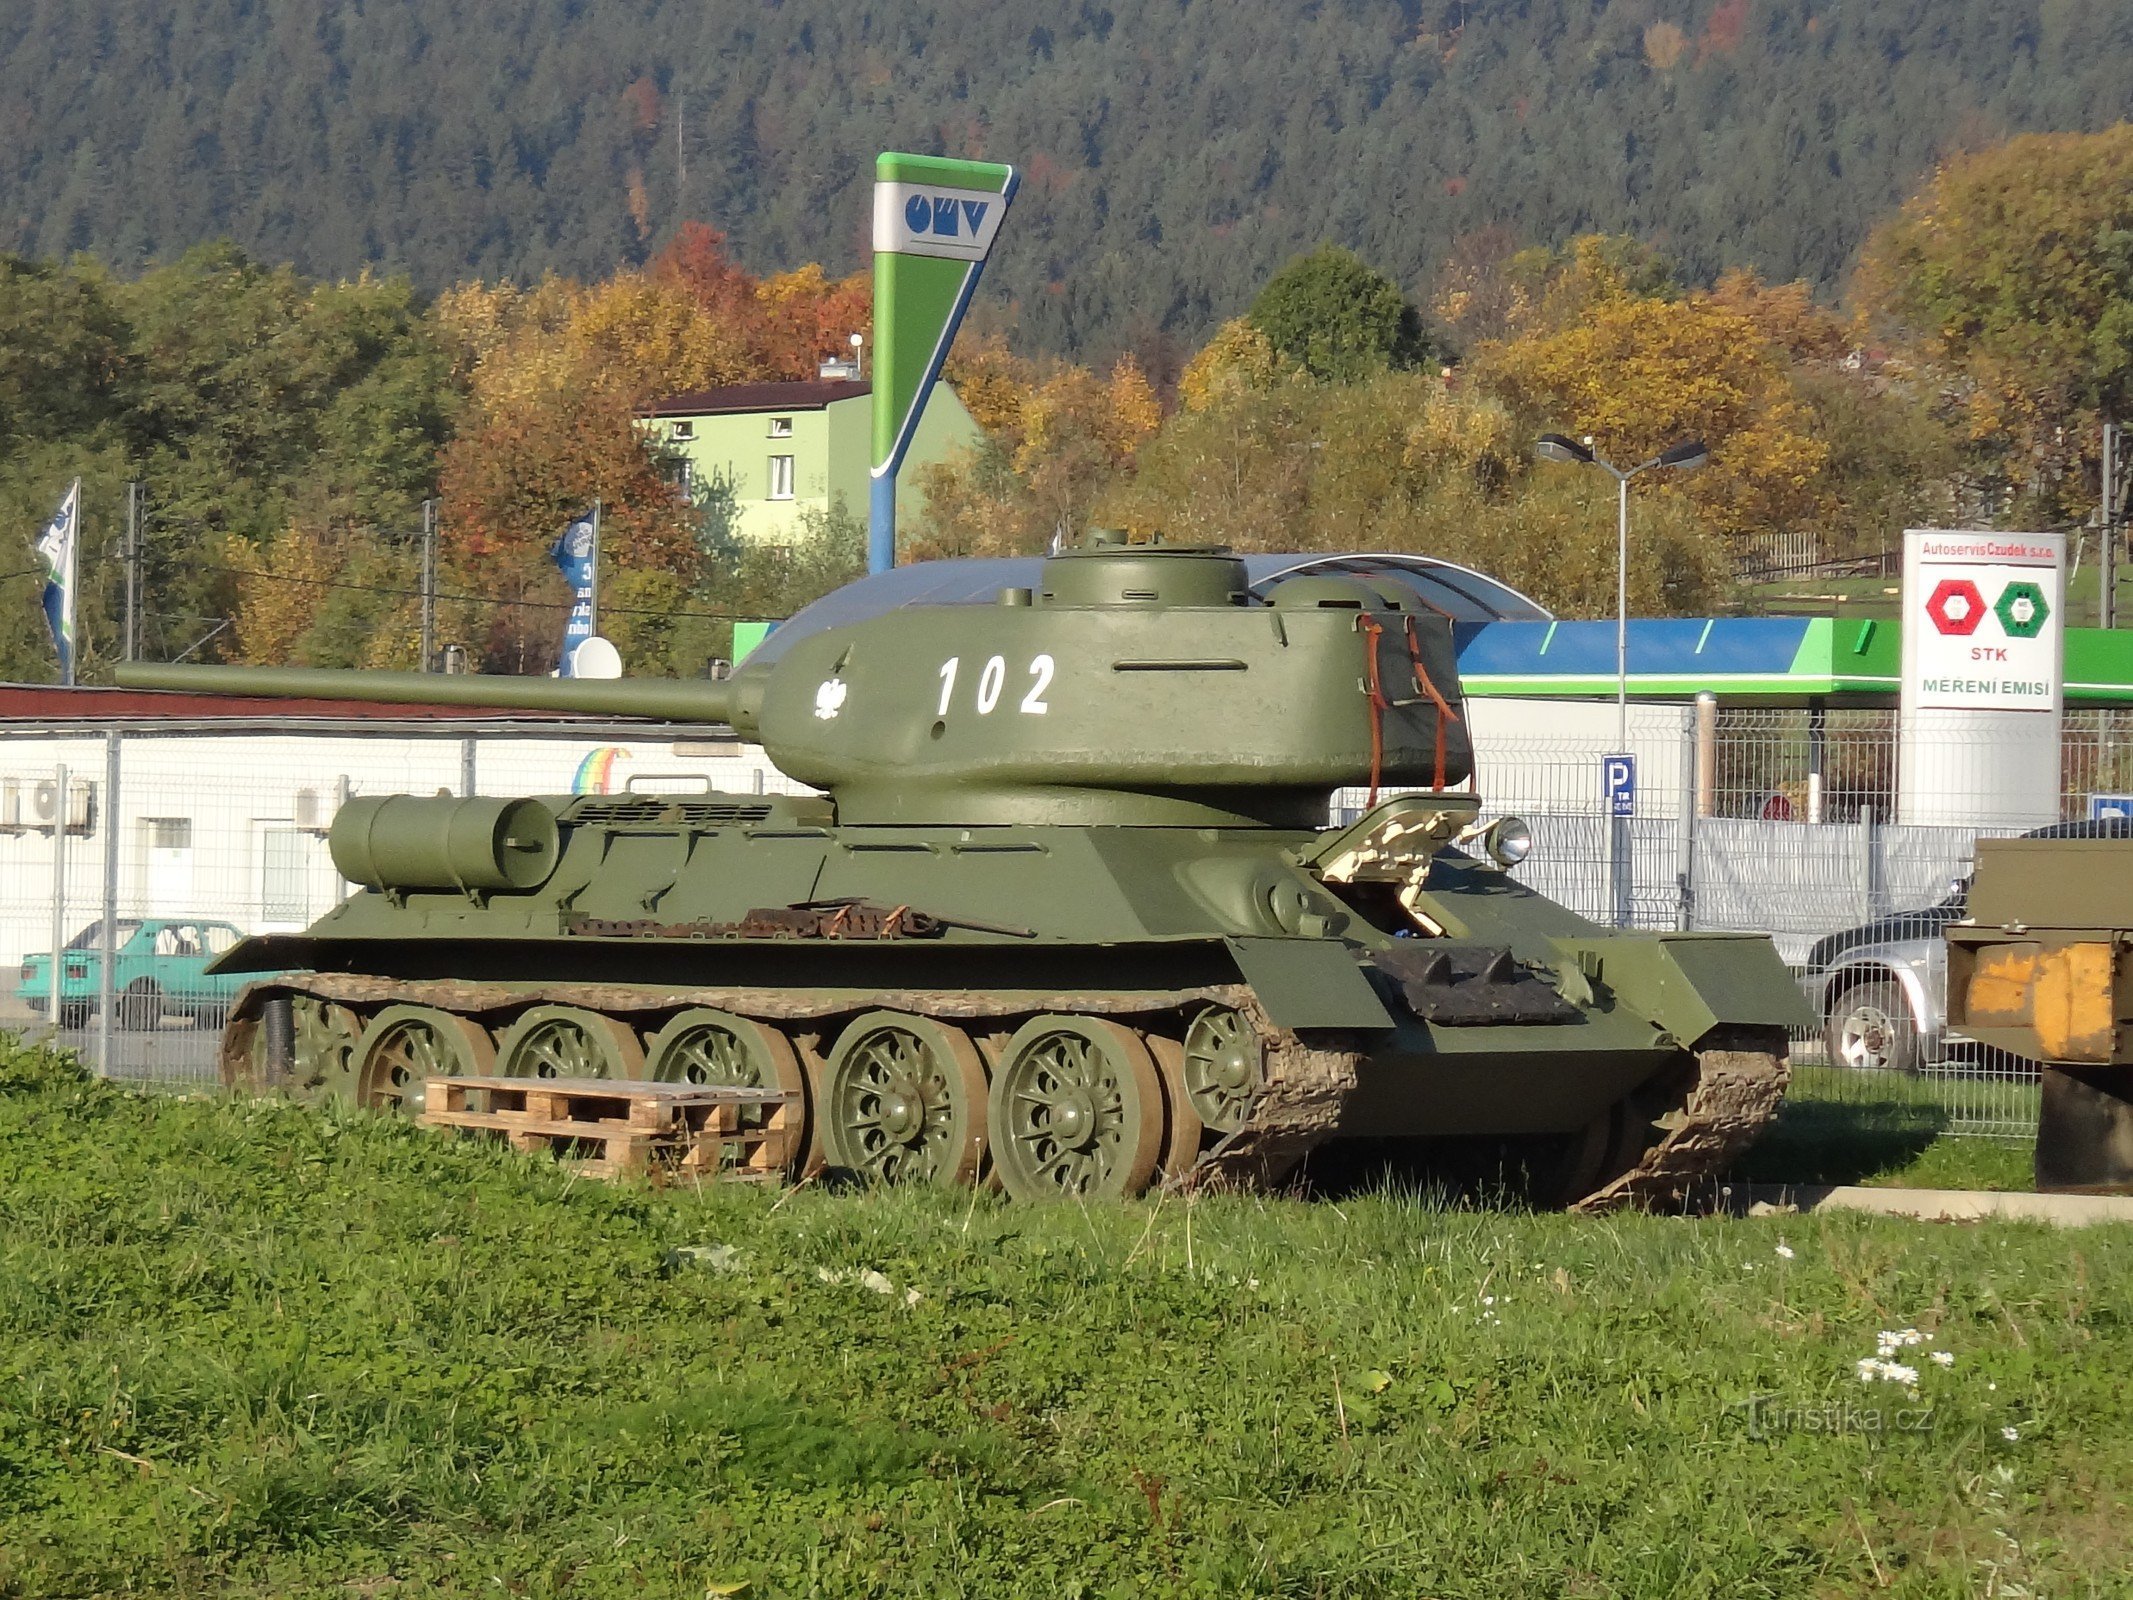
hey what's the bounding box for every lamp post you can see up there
[1536,432,1707,929]
[1535,433,1708,751]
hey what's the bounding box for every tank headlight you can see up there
[1483,816,1533,869]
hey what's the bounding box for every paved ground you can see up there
[1741,1182,2133,1228]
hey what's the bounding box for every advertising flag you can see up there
[869,152,1018,572]
[34,479,80,685]
[550,506,598,678]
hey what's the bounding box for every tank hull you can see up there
[214,793,1806,1206]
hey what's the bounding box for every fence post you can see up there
[1676,704,1697,930]
[47,762,67,1036]
[460,737,477,799]
[1855,804,1875,922]
[1693,691,1717,818]
[97,732,120,1077]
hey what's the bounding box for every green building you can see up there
[638,377,983,544]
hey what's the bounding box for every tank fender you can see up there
[1225,936,1396,1031]
[1565,933,1811,1046]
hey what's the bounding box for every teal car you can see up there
[19,918,252,1030]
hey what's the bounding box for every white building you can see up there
[0,686,791,985]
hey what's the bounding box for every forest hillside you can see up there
[2,0,2128,356]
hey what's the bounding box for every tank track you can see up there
[221,979,1784,1208]
[1569,1031,1793,1214]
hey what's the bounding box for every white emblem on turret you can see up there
[814,677,848,720]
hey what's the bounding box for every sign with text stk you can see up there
[1902,530,2064,712]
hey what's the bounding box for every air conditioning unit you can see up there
[31,778,96,835]
[0,778,21,833]
[294,787,320,829]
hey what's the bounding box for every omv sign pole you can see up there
[869,153,1018,573]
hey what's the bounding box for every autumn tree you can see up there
[650,224,869,381]
[1176,318,1290,413]
[1477,267,1830,545]
[1100,370,1731,614]
[910,355,1162,558]
[1860,124,2133,518]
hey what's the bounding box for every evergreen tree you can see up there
[1248,247,1430,384]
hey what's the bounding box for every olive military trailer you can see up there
[118,540,1809,1205]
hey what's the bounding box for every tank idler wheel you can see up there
[1179,1004,1262,1134]
[821,1012,989,1187]
[1145,1033,1206,1181]
[498,1005,646,1081]
[647,1008,810,1175]
[990,1016,1166,1202]
[356,1004,498,1117]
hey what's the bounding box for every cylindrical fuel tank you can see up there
[329,795,561,894]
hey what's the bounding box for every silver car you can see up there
[1801,819,2133,1072]
[1801,892,1965,1073]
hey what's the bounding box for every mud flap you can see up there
[2036,1068,2133,1193]
[1225,937,1395,1032]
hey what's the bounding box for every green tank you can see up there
[117,540,1807,1206]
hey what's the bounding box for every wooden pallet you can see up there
[421,1075,796,1182]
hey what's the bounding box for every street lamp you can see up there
[1535,433,1707,751]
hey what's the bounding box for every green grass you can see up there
[5,1036,2132,1598]
[1736,1066,2038,1192]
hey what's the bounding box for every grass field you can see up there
[4,1036,2130,1598]
[1736,1065,2037,1193]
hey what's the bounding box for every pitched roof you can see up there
[638,379,870,419]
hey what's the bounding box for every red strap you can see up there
[1402,616,1460,792]
[1357,615,1388,809]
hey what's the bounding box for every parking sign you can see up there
[1603,753,1636,817]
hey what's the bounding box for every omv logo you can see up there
[904,192,990,239]
[874,179,1008,262]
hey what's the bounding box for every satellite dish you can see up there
[570,636,623,679]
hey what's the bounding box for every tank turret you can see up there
[121,542,1471,827]
[113,539,1807,1210]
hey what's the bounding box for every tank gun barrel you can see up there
[113,663,756,734]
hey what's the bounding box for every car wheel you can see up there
[1825,978,1921,1074]
[118,980,164,1031]
[59,1001,92,1030]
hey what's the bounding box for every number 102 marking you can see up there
[937,654,1053,717]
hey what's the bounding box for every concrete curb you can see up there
[1739,1183,2133,1228]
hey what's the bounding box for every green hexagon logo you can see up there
[1994,581,2050,639]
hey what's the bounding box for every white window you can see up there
[670,419,695,441]
[768,455,795,499]
[768,416,793,438]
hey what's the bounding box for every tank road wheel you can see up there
[821,1012,989,1187]
[1179,1004,1263,1134]
[647,1008,809,1174]
[356,1005,497,1118]
[498,1005,646,1081]
[1145,1034,1206,1182]
[990,1016,1167,1202]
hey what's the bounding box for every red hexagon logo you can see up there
[1926,577,1987,636]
